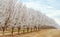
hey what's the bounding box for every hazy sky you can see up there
[20,0,60,25]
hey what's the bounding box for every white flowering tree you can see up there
[0,0,59,34]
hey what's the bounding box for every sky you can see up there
[20,0,60,25]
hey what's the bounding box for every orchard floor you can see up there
[0,29,60,37]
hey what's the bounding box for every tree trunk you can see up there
[11,27,14,36]
[18,27,20,35]
[2,27,5,35]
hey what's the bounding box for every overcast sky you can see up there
[20,0,60,25]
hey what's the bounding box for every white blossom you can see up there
[0,0,59,29]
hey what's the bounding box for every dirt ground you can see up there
[0,29,60,37]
